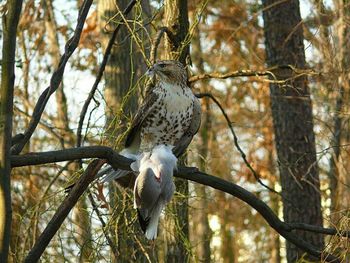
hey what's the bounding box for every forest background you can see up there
[0,0,349,262]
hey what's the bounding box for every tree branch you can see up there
[11,146,132,171]
[87,191,119,258]
[196,93,280,195]
[150,26,176,64]
[189,65,319,83]
[76,0,138,149]
[10,146,348,262]
[10,0,93,155]
[24,159,104,263]
[189,69,274,83]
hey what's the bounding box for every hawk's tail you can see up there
[95,149,139,185]
[95,165,130,182]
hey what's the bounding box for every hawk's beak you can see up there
[146,66,155,77]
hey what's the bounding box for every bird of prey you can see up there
[99,60,201,185]
[130,145,177,240]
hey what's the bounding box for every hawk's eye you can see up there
[159,63,166,68]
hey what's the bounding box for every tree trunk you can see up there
[98,0,138,138]
[328,0,350,221]
[262,0,324,261]
[163,1,191,262]
[98,0,148,262]
[0,1,23,262]
[191,26,211,263]
[217,191,236,263]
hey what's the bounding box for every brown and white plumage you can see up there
[98,60,201,183]
[125,60,201,155]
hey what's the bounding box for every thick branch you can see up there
[10,0,93,155]
[11,146,132,171]
[24,160,104,262]
[176,168,344,262]
[10,147,347,262]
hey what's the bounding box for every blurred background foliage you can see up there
[4,0,349,262]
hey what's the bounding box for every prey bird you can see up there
[130,145,177,240]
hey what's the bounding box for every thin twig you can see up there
[10,0,93,155]
[87,191,119,258]
[24,159,104,262]
[288,222,350,238]
[76,0,138,150]
[195,93,280,195]
[189,65,320,83]
[189,69,275,83]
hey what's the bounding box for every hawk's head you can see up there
[147,60,187,85]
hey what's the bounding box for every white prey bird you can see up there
[130,145,177,240]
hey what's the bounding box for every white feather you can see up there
[133,145,177,240]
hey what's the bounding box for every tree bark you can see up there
[98,0,147,261]
[163,0,191,262]
[328,0,350,221]
[191,26,211,263]
[98,0,138,137]
[262,0,324,261]
[0,1,23,262]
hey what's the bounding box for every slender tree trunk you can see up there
[217,191,236,263]
[191,26,211,263]
[328,0,350,221]
[262,0,324,261]
[163,1,191,262]
[0,1,23,262]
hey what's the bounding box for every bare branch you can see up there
[189,69,273,83]
[176,168,343,263]
[87,191,118,258]
[10,0,93,155]
[11,146,132,171]
[150,27,175,64]
[196,93,280,195]
[189,65,320,83]
[76,0,138,149]
[24,159,104,263]
[10,147,347,262]
[288,222,350,238]
[0,0,24,260]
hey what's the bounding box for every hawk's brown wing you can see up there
[125,90,160,151]
[173,96,201,157]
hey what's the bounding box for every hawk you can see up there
[97,60,201,238]
[99,60,201,185]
